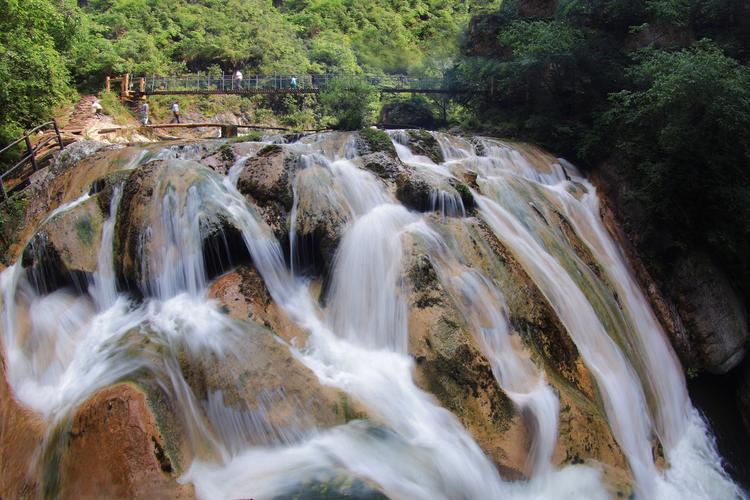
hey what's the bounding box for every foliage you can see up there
[0,0,78,146]
[319,77,378,130]
[456,0,750,295]
[358,127,396,156]
[605,40,750,290]
[98,91,133,125]
[380,96,438,128]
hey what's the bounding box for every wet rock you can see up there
[293,166,351,275]
[431,218,629,477]
[51,140,118,175]
[668,252,748,374]
[200,141,265,176]
[737,366,750,434]
[236,144,295,210]
[56,383,193,499]
[208,265,307,345]
[403,242,525,477]
[0,352,44,499]
[395,168,462,215]
[360,151,404,181]
[114,162,162,292]
[406,130,444,164]
[178,318,365,446]
[21,195,106,293]
[355,128,397,158]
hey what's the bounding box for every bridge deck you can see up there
[129,74,481,96]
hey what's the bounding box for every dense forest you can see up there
[454,0,750,305]
[1,0,749,305]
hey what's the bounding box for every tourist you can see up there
[140,100,149,125]
[234,69,243,89]
[290,76,298,89]
[91,99,103,118]
[171,102,181,123]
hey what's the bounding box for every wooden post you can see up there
[24,134,38,171]
[52,119,64,150]
[0,180,7,203]
[105,76,111,92]
[139,77,145,94]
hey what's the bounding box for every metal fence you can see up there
[139,73,458,94]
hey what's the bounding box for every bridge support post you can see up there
[221,125,238,138]
[139,77,145,94]
[105,76,111,93]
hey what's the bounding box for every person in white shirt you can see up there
[171,102,180,123]
[91,99,103,118]
[234,70,243,89]
[140,100,149,125]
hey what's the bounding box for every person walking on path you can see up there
[140,100,149,125]
[91,99,103,118]
[171,102,181,123]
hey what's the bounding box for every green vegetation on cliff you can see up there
[455,0,750,296]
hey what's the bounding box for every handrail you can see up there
[0,120,65,203]
[116,72,477,96]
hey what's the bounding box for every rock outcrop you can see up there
[668,252,748,374]
[236,144,294,209]
[56,383,193,499]
[292,165,351,275]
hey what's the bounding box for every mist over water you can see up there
[0,131,743,499]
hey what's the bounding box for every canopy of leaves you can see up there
[0,0,79,145]
[319,77,378,129]
[456,0,750,295]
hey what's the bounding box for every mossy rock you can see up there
[357,128,396,158]
[407,129,444,163]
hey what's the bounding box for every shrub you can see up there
[319,77,379,130]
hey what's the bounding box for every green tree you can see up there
[605,40,750,291]
[0,0,78,146]
[319,77,378,129]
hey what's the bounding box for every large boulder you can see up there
[236,144,294,210]
[406,130,444,164]
[415,217,632,489]
[0,352,44,499]
[668,252,748,374]
[56,383,193,499]
[359,151,404,181]
[354,128,397,158]
[21,195,107,293]
[293,165,351,275]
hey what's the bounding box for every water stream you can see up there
[0,132,742,499]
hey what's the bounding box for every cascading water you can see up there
[0,130,743,499]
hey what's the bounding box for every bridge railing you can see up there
[140,73,456,93]
[0,120,65,202]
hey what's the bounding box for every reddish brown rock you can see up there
[57,383,193,499]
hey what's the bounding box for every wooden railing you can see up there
[0,120,65,202]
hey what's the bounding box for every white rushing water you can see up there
[0,131,743,499]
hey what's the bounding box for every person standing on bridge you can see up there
[290,76,298,90]
[140,100,149,125]
[234,70,243,89]
[171,102,181,123]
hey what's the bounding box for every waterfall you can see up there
[90,185,123,310]
[0,130,742,500]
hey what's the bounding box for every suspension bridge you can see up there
[108,73,488,99]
